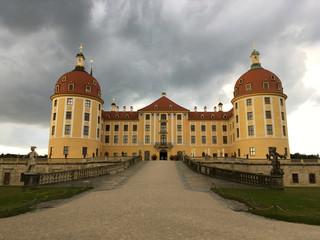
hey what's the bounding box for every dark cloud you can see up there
[0,0,320,128]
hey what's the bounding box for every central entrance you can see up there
[160,150,168,160]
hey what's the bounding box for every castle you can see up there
[48,46,290,160]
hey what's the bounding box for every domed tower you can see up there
[48,45,104,159]
[231,48,290,159]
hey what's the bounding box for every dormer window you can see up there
[93,80,96,86]
[68,84,74,91]
[125,114,129,119]
[98,90,101,97]
[86,85,91,93]
[62,76,67,82]
[263,82,269,90]
[223,114,227,119]
[239,79,243,85]
[234,88,238,97]
[271,75,275,81]
[56,85,60,93]
[278,83,282,90]
[169,105,173,110]
[211,114,215,119]
[246,84,251,91]
[116,114,119,119]
[106,114,110,119]
[201,114,204,119]
[154,105,158,110]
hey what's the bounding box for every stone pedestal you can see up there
[270,175,284,190]
[23,174,40,190]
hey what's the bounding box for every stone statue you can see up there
[25,146,38,174]
[267,147,284,175]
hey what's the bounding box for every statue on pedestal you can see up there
[25,146,38,174]
[267,147,284,175]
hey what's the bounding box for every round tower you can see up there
[48,45,104,159]
[231,48,290,159]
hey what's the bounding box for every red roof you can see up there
[188,108,233,120]
[138,96,189,112]
[53,69,102,100]
[102,111,139,120]
[233,68,283,98]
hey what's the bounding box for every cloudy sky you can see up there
[0,0,319,155]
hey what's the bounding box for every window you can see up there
[161,114,166,120]
[247,112,253,120]
[191,136,195,144]
[235,102,238,109]
[123,135,128,144]
[249,147,255,156]
[282,126,286,136]
[124,125,128,131]
[177,136,182,144]
[99,104,101,110]
[161,122,166,131]
[105,135,109,143]
[263,82,269,90]
[146,114,150,120]
[236,128,239,138]
[212,136,217,144]
[281,112,285,121]
[212,125,216,131]
[56,85,60,92]
[63,146,69,156]
[106,125,110,131]
[114,125,119,131]
[82,147,87,157]
[280,99,283,106]
[65,125,71,135]
[51,126,55,135]
[271,75,275,81]
[239,79,243,84]
[177,125,182,132]
[277,83,282,90]
[248,125,254,136]
[201,125,206,131]
[53,113,56,121]
[234,88,238,97]
[132,135,137,144]
[98,116,100,124]
[114,135,118,144]
[191,125,195,132]
[83,126,89,136]
[309,174,316,184]
[67,98,73,105]
[133,125,137,131]
[66,111,72,119]
[160,135,166,144]
[223,136,227,144]
[145,124,150,131]
[292,173,299,183]
[265,111,272,119]
[145,135,150,144]
[246,99,252,106]
[85,100,90,107]
[201,136,206,144]
[267,125,273,135]
[177,114,182,120]
[236,115,238,123]
[84,113,90,121]
[86,85,91,93]
[222,125,227,132]
[68,84,74,91]
[97,128,100,138]
[264,97,270,104]
[54,100,57,106]
[246,84,251,91]
[93,80,96,86]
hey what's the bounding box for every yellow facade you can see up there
[48,48,290,161]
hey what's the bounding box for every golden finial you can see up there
[90,60,93,68]
[253,41,255,50]
[219,97,221,103]
[79,43,83,53]
[113,97,115,103]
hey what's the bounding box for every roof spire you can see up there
[253,41,255,50]
[75,44,85,70]
[250,43,262,69]
[90,60,93,76]
[79,43,83,53]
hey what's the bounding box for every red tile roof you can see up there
[102,111,139,120]
[138,96,189,112]
[188,108,233,120]
[233,68,283,99]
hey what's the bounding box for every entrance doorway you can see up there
[160,150,168,160]
[144,151,150,161]
[3,172,10,185]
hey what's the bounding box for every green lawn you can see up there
[0,186,92,218]
[212,187,320,225]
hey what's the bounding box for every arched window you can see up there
[223,114,227,119]
[211,114,215,119]
[56,85,60,93]
[125,114,129,119]
[86,85,91,93]
[116,114,119,119]
[154,105,158,110]
[169,105,173,110]
[161,135,166,144]
[239,79,243,84]
[68,83,74,91]
[62,76,67,82]
[201,114,204,119]
[161,122,166,131]
[161,114,166,120]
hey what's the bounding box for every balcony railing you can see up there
[154,142,173,149]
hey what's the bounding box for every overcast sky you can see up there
[0,0,320,155]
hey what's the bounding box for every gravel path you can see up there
[1,161,320,240]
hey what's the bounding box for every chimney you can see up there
[204,106,207,112]
[194,106,197,112]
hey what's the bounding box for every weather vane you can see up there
[79,43,83,53]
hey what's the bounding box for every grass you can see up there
[0,186,92,218]
[212,187,320,225]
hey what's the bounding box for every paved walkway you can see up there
[1,161,320,239]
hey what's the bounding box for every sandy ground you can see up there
[1,161,319,240]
